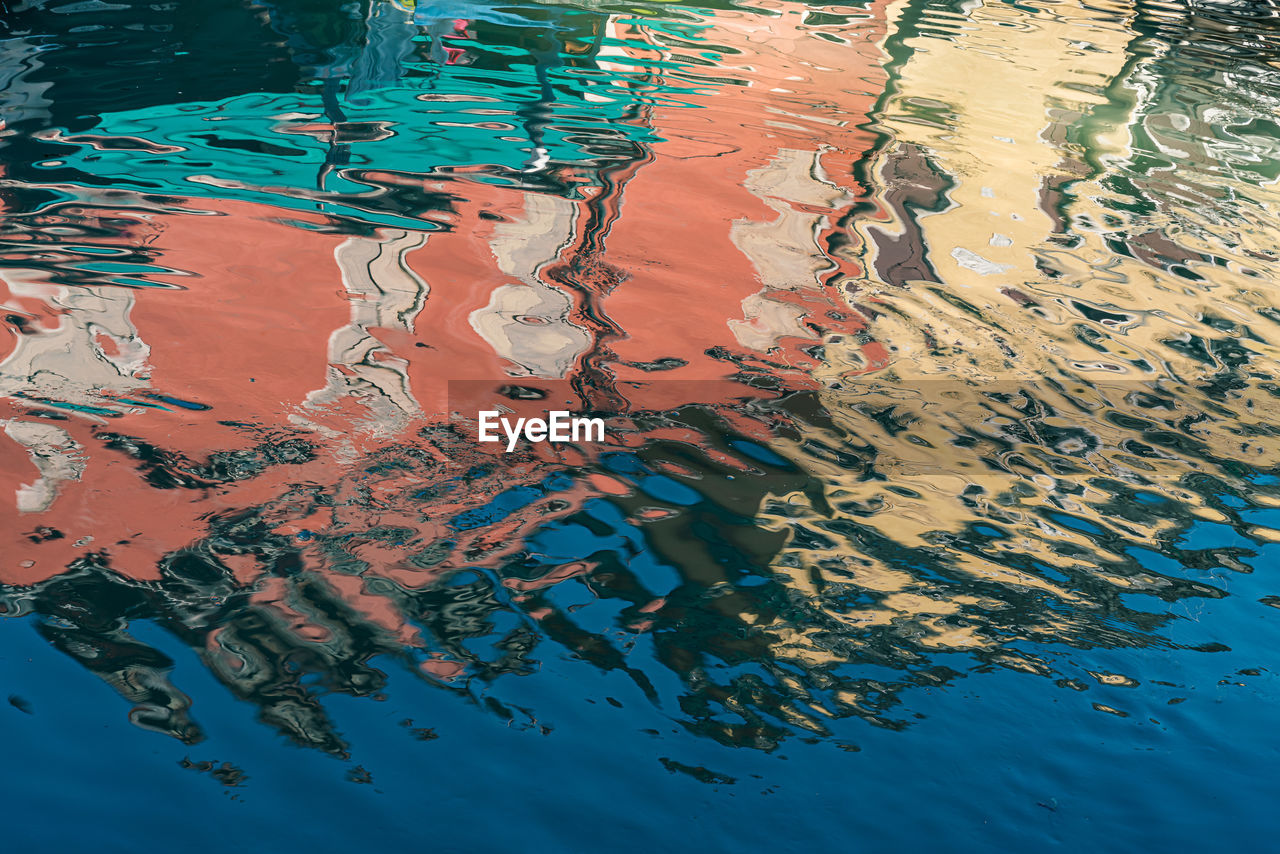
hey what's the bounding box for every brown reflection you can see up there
[747,0,1280,703]
[2,0,1279,757]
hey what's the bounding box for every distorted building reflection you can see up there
[2,0,1277,759]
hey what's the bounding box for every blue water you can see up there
[4,0,1280,849]
[3,514,1278,851]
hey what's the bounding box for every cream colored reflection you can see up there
[3,420,86,514]
[469,193,591,378]
[705,2,869,353]
[0,280,149,511]
[730,147,850,350]
[0,42,96,513]
[300,229,429,437]
[755,0,1280,666]
[0,282,153,405]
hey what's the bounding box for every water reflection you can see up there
[2,0,1279,767]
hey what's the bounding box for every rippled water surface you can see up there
[2,0,1279,849]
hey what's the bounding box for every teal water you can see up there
[2,0,1280,850]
